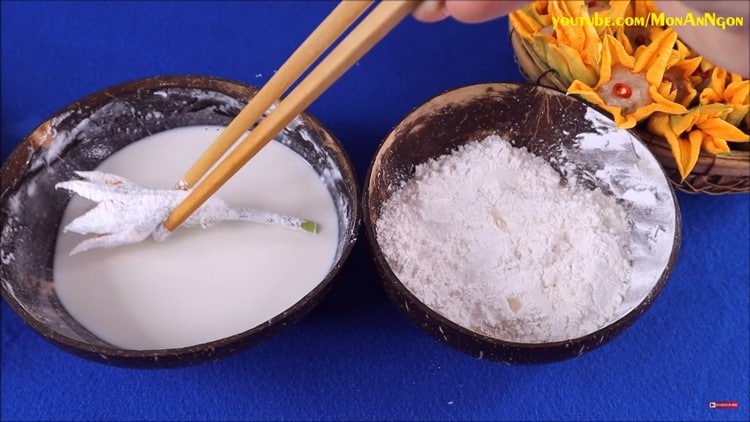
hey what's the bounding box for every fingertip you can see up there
[445,0,527,23]
[412,0,449,23]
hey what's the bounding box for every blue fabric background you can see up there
[1,1,748,421]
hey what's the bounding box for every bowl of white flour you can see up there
[363,83,681,364]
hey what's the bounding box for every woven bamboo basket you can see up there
[510,29,750,194]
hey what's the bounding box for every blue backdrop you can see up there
[1,1,748,421]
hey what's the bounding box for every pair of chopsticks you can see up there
[163,0,417,232]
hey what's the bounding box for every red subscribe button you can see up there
[708,401,739,409]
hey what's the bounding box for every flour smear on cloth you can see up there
[376,135,633,343]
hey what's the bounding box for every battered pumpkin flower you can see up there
[699,68,750,127]
[568,29,686,128]
[648,105,750,180]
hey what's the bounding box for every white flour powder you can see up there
[376,135,633,343]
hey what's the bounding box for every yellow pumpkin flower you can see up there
[625,0,659,18]
[531,37,599,87]
[568,29,686,128]
[510,1,600,87]
[582,0,631,34]
[615,27,699,107]
[509,7,547,40]
[659,55,702,107]
[547,1,602,66]
[620,0,663,48]
[511,0,749,178]
[616,25,666,54]
[531,0,550,14]
[510,1,553,39]
[648,105,750,180]
[674,39,693,60]
[699,68,750,127]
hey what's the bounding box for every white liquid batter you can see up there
[54,125,339,350]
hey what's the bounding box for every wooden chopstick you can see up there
[176,0,374,189]
[163,0,417,232]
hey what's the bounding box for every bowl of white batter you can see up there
[0,75,360,367]
[363,82,681,364]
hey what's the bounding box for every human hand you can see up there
[412,0,527,23]
[656,1,749,77]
